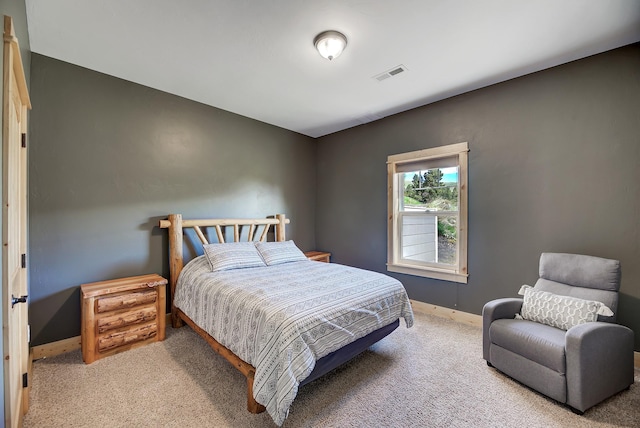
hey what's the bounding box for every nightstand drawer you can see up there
[98,322,158,352]
[97,305,157,333]
[97,289,157,313]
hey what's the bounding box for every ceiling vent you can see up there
[373,65,408,82]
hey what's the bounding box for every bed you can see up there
[159,214,413,425]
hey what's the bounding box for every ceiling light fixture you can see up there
[314,30,347,61]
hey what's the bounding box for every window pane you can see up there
[401,167,458,212]
[401,214,437,263]
[400,214,458,266]
[437,215,457,266]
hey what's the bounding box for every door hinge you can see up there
[22,372,28,388]
[21,253,26,268]
[21,133,26,148]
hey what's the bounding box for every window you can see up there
[387,142,468,283]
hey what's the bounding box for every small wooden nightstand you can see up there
[304,251,331,263]
[81,274,167,364]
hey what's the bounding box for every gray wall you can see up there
[28,54,317,346]
[0,0,30,420]
[26,42,640,352]
[316,44,640,350]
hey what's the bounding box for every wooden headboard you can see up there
[158,214,290,326]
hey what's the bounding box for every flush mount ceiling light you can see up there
[314,30,347,61]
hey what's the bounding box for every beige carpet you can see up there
[25,311,640,427]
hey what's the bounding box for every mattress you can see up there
[174,256,414,425]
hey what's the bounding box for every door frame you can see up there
[2,14,31,428]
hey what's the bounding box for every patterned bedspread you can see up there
[174,256,414,425]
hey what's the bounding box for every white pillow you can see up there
[255,240,307,265]
[203,242,266,272]
[515,285,613,330]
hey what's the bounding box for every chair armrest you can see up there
[482,298,524,361]
[565,322,634,412]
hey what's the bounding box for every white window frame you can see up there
[387,142,469,283]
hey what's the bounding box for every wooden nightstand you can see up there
[81,274,167,364]
[304,251,331,263]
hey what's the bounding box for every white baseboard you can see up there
[31,336,81,360]
[31,307,640,369]
[410,299,482,328]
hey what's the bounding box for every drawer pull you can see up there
[97,306,157,333]
[97,290,157,313]
[98,323,157,352]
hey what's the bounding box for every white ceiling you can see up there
[25,0,640,138]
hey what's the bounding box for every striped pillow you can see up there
[203,242,266,272]
[255,240,307,266]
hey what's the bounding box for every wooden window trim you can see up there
[387,142,469,283]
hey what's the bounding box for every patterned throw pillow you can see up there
[516,285,613,331]
[203,242,266,272]
[255,240,308,265]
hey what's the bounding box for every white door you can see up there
[2,15,31,428]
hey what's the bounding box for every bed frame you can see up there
[158,213,399,415]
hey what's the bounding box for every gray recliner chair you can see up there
[483,253,634,413]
